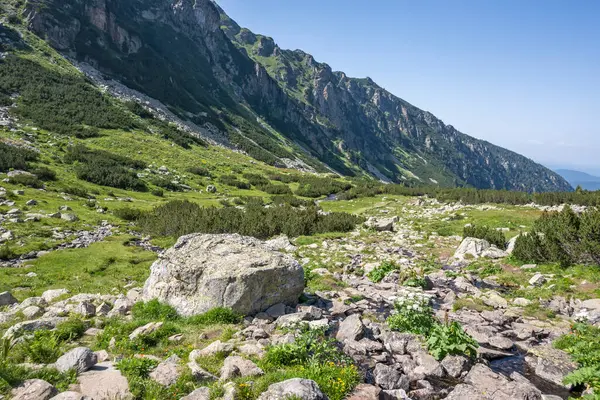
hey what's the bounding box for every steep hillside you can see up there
[4,0,572,191]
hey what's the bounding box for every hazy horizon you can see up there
[217,0,600,174]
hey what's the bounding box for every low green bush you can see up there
[186,307,241,326]
[187,166,211,177]
[30,166,56,181]
[243,173,270,187]
[61,185,89,198]
[150,188,164,197]
[463,225,506,249]
[514,206,600,267]
[0,143,38,172]
[294,177,351,198]
[260,327,360,400]
[149,177,183,192]
[54,318,86,342]
[218,175,250,189]
[137,200,362,240]
[131,300,179,322]
[270,195,313,208]
[65,145,147,191]
[259,184,292,195]
[114,207,143,221]
[8,174,43,188]
[0,246,15,260]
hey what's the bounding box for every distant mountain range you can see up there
[555,169,600,191]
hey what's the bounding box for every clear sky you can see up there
[216,0,600,175]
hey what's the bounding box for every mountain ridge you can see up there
[7,0,573,191]
[556,169,600,191]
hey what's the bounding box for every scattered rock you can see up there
[11,379,57,400]
[529,273,546,287]
[61,213,79,222]
[526,345,577,388]
[365,216,398,232]
[49,392,90,400]
[129,322,163,340]
[441,355,470,378]
[77,362,131,399]
[336,313,365,342]
[55,347,98,374]
[257,378,327,400]
[347,384,381,400]
[190,340,235,358]
[0,291,17,306]
[181,387,211,400]
[454,237,507,260]
[373,363,409,390]
[220,356,263,379]
[150,355,182,386]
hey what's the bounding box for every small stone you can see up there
[513,298,532,307]
[521,264,538,270]
[265,303,286,318]
[96,302,111,316]
[149,355,182,386]
[129,322,163,340]
[26,199,37,206]
[336,314,365,342]
[190,340,234,358]
[181,387,211,400]
[75,301,96,318]
[0,291,18,306]
[55,347,97,374]
[441,355,470,378]
[529,273,546,287]
[61,213,78,222]
[11,379,57,400]
[257,378,327,400]
[22,306,44,319]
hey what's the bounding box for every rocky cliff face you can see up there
[23,0,572,192]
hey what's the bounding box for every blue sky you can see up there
[217,0,600,175]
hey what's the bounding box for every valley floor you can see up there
[1,192,598,399]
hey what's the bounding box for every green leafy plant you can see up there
[367,261,398,283]
[265,327,346,367]
[554,323,600,395]
[116,357,158,379]
[387,291,478,360]
[426,321,479,360]
[22,331,62,364]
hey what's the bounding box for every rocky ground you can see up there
[0,197,596,400]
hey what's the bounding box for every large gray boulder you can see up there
[142,234,304,316]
